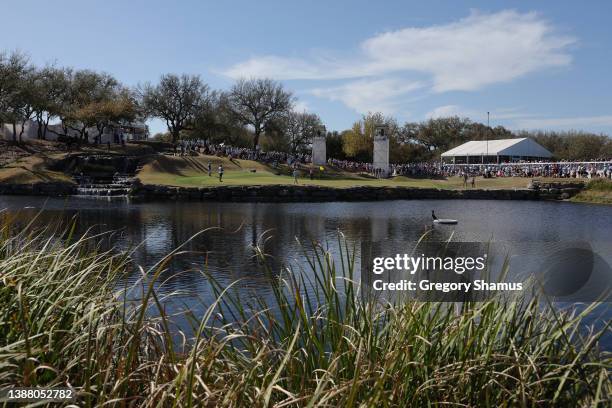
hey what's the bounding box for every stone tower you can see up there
[373,125,389,177]
[312,125,327,166]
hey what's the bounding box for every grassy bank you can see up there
[0,142,592,193]
[0,153,73,185]
[138,155,582,190]
[0,219,609,406]
[0,139,154,186]
[572,179,612,204]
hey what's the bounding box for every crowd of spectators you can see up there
[175,139,612,180]
[326,159,443,178]
[177,139,310,167]
[327,158,374,173]
[440,161,612,179]
[335,159,612,180]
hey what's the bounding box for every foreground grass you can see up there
[138,155,584,190]
[0,219,610,407]
[572,179,612,205]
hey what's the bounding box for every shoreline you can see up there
[0,181,587,202]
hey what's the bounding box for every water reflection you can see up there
[0,196,610,343]
[1,196,611,279]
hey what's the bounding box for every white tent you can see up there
[441,138,552,164]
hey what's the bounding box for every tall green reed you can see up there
[0,217,609,407]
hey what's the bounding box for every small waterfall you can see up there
[74,173,134,197]
[70,154,141,198]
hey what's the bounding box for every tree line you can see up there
[0,51,322,153]
[1,50,610,160]
[142,75,327,155]
[0,52,138,143]
[330,113,612,162]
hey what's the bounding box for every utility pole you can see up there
[486,111,490,163]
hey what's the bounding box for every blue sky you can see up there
[2,0,611,135]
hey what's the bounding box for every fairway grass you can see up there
[137,154,583,190]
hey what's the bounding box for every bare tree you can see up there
[229,78,293,148]
[140,74,210,143]
[284,110,322,154]
[191,91,249,144]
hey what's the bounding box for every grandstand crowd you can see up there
[177,139,310,166]
[177,139,612,180]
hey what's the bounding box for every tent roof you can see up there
[441,138,552,158]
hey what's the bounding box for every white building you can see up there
[441,138,552,164]
[373,125,390,175]
[0,120,149,143]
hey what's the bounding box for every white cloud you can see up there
[361,10,574,92]
[426,105,612,132]
[426,105,535,121]
[223,10,574,94]
[427,105,469,118]
[311,78,423,114]
[222,10,575,118]
[223,56,343,81]
[293,100,310,112]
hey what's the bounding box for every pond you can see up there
[1,196,610,348]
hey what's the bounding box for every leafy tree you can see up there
[261,117,291,152]
[341,128,370,161]
[140,74,210,143]
[389,139,431,163]
[403,116,468,152]
[31,66,71,139]
[517,130,612,160]
[64,70,119,141]
[0,51,28,117]
[325,131,345,160]
[463,122,512,141]
[228,78,293,148]
[89,89,139,142]
[0,51,33,142]
[342,112,396,161]
[399,116,515,159]
[41,68,76,139]
[14,69,38,142]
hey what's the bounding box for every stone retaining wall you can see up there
[0,181,584,202]
[0,182,76,196]
[131,183,583,202]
